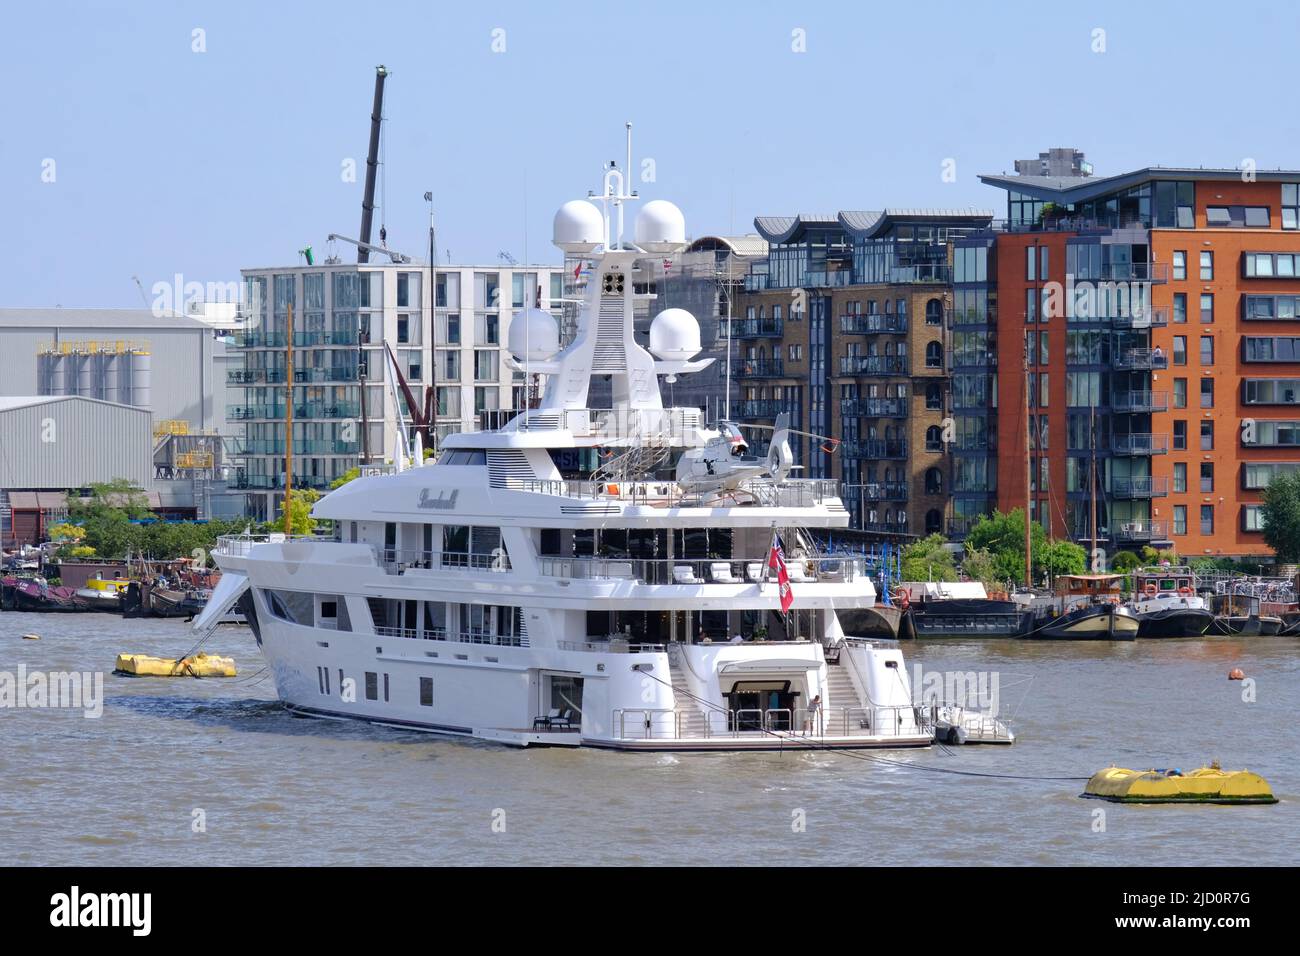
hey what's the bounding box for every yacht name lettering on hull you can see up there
[418,488,459,510]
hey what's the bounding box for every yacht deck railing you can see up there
[538,555,864,585]
[611,705,929,741]
[514,477,842,509]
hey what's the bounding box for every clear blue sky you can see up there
[4,0,1298,307]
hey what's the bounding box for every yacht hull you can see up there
[1135,608,1214,638]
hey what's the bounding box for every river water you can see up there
[1,609,1296,866]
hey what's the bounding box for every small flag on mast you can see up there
[768,533,794,615]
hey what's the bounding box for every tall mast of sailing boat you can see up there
[1024,353,1031,589]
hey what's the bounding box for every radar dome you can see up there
[507,307,560,362]
[553,200,604,253]
[635,200,687,253]
[648,308,700,361]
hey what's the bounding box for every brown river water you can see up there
[1,609,1296,866]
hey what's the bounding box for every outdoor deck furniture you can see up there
[709,562,741,584]
[673,565,701,584]
[745,563,764,582]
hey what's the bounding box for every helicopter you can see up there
[675,413,801,496]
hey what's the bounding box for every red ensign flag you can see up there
[768,534,794,614]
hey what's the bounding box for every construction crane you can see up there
[358,65,388,263]
[327,233,411,264]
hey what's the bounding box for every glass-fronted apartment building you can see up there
[233,263,564,520]
[978,159,1300,559]
[738,209,992,535]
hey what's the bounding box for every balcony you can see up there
[739,358,786,378]
[743,273,770,293]
[1111,433,1169,455]
[227,402,362,421]
[839,355,909,376]
[1111,476,1170,499]
[840,398,908,418]
[231,331,287,349]
[840,313,907,335]
[1095,262,1169,283]
[236,439,361,456]
[857,521,911,536]
[1111,390,1169,413]
[1112,519,1172,544]
[888,263,951,284]
[1112,348,1169,371]
[735,399,785,419]
[730,318,784,339]
[233,474,340,491]
[804,269,854,288]
[842,481,909,502]
[1109,308,1169,330]
[841,439,907,460]
[947,515,984,539]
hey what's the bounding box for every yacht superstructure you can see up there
[200,140,932,750]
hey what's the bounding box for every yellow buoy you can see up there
[114,652,237,678]
[1083,764,1277,804]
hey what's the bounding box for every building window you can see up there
[474,386,499,414]
[1173,505,1187,535]
[1199,251,1214,280]
[474,349,497,381]
[925,382,942,410]
[1173,336,1187,365]
[925,425,942,452]
[1173,378,1187,408]
[926,299,943,326]
[1173,420,1187,450]
[1173,293,1187,324]
[925,468,943,494]
[925,509,942,534]
[1200,294,1214,324]
[1200,420,1214,450]
[1200,505,1214,536]
[925,342,943,369]
[1200,377,1214,408]
[1200,336,1214,366]
[1026,246,1037,281]
[1172,251,1186,281]
[1205,205,1270,228]
[1173,462,1187,493]
[1200,462,1214,493]
[1283,185,1300,230]
[788,344,803,361]
[1243,505,1264,531]
[1244,252,1300,277]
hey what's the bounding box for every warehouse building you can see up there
[0,395,157,547]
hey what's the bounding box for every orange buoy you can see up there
[1228,668,1246,681]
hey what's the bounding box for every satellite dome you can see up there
[507,307,560,362]
[635,200,687,253]
[648,308,700,361]
[553,200,604,253]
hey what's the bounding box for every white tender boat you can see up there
[198,143,945,751]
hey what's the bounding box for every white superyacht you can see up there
[199,154,933,751]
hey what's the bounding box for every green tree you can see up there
[960,546,1005,589]
[1110,550,1141,574]
[275,488,321,536]
[1038,539,1086,577]
[1260,471,1300,562]
[966,509,1050,580]
[900,533,958,582]
[329,467,361,491]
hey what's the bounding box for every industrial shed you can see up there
[0,396,155,547]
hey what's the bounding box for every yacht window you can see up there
[365,672,378,701]
[419,677,434,707]
[437,449,488,466]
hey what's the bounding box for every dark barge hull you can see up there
[1136,608,1214,638]
[901,599,1029,640]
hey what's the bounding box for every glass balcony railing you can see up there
[1111,390,1169,412]
[1113,519,1171,543]
[735,399,786,419]
[840,439,907,460]
[840,313,908,335]
[838,355,909,376]
[1111,476,1170,499]
[1112,348,1169,370]
[840,398,908,418]
[729,318,784,338]
[842,481,909,502]
[1111,433,1170,455]
[739,359,786,378]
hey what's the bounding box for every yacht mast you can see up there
[1024,353,1031,589]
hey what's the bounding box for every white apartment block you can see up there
[234,262,566,520]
